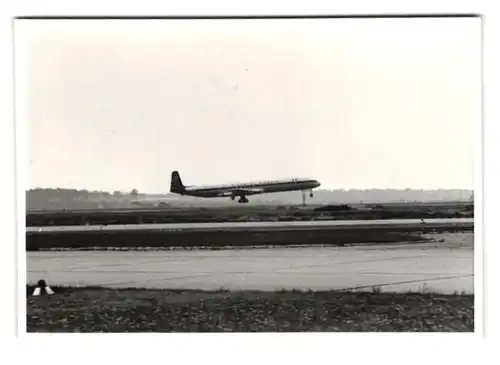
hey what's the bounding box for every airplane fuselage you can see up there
[170,171,320,203]
[182,179,320,198]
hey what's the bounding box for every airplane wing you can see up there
[217,188,264,197]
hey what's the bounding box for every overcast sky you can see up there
[15,17,480,193]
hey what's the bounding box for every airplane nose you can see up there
[314,180,321,188]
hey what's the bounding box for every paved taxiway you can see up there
[26,232,473,294]
[26,218,473,233]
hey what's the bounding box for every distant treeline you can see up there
[255,188,474,205]
[26,188,139,211]
[26,187,474,211]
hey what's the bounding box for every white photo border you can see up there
[1,0,496,364]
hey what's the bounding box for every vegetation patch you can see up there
[26,285,473,332]
[27,202,473,226]
[26,230,432,251]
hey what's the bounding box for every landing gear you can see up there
[301,190,314,206]
[238,196,249,203]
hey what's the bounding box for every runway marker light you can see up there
[32,279,55,296]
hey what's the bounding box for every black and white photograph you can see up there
[15,14,480,333]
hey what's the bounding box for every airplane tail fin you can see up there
[170,171,185,193]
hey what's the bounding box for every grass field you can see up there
[27,228,460,251]
[26,202,473,226]
[26,285,474,332]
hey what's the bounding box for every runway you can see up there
[26,218,473,233]
[26,232,474,294]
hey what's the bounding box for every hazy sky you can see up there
[15,18,480,193]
